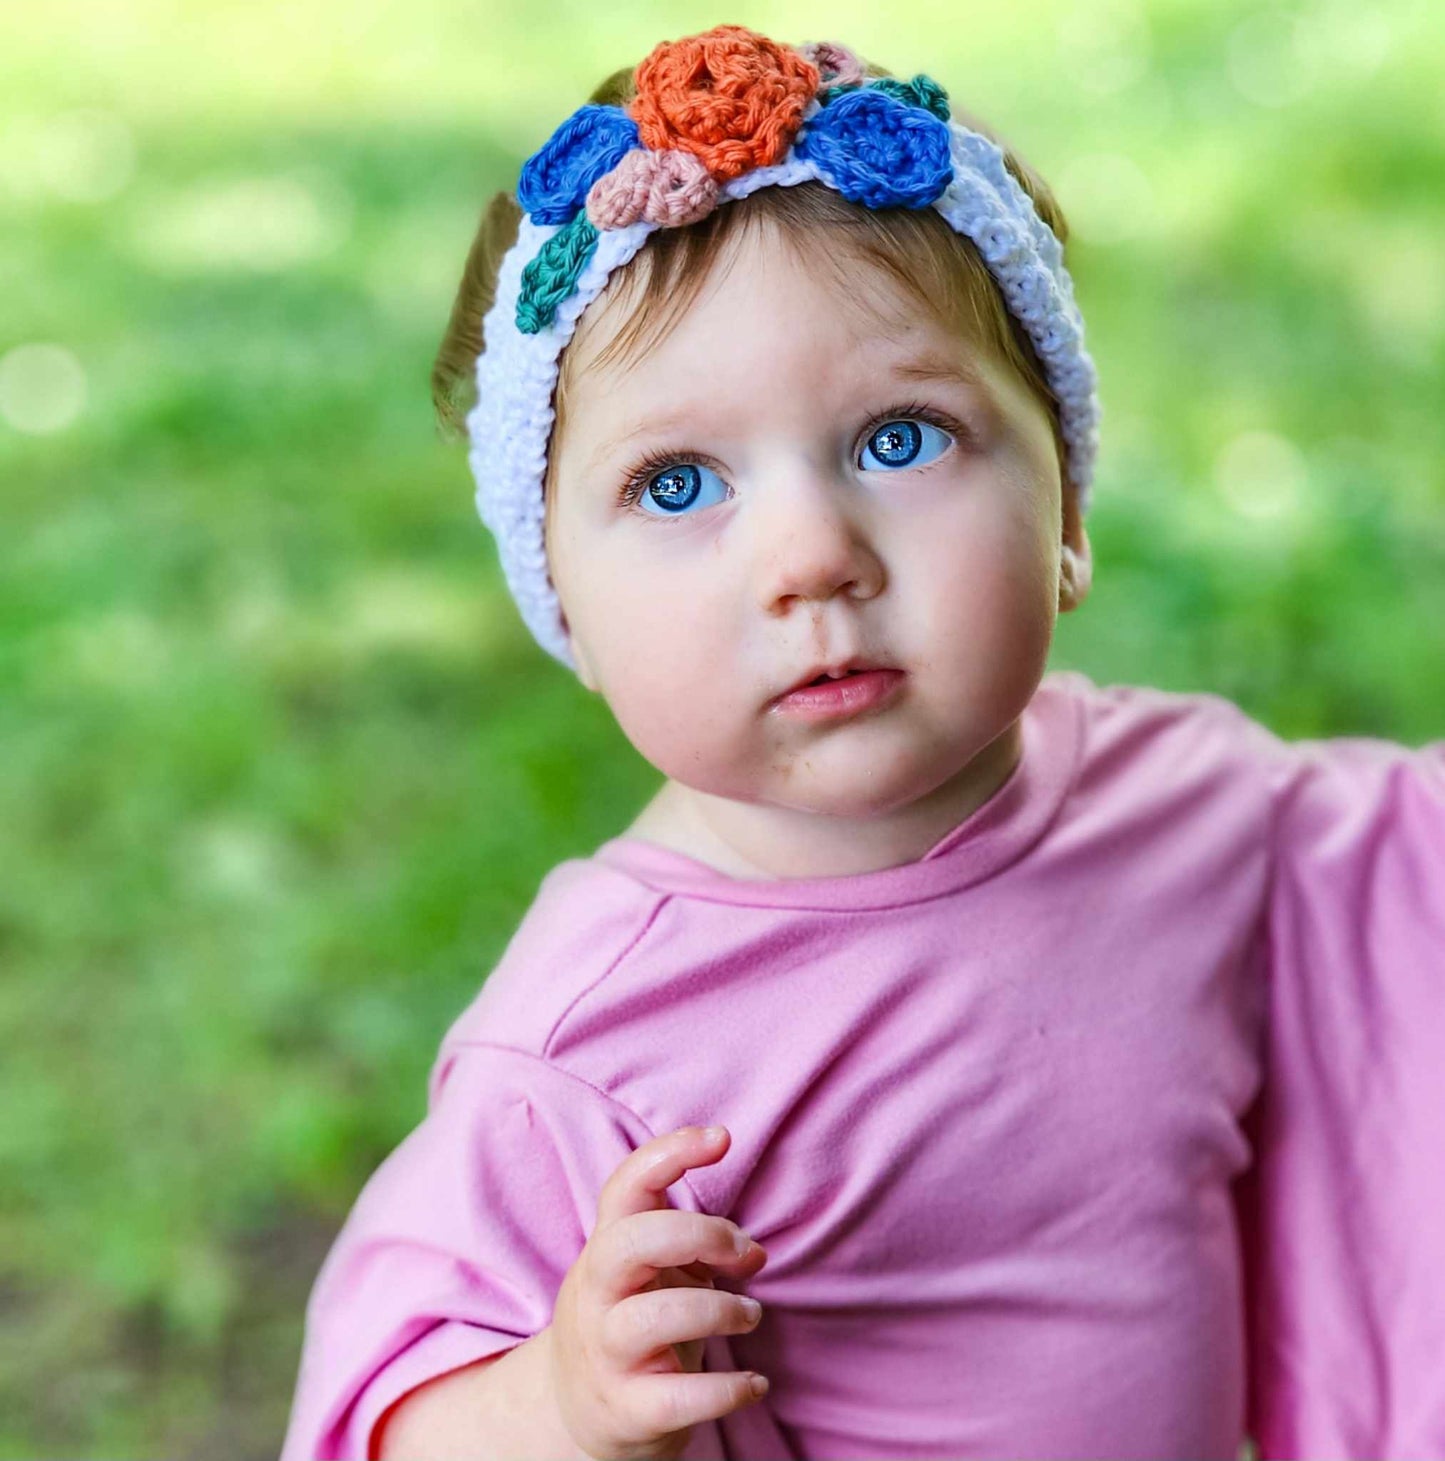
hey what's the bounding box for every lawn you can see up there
[1,0,1440,1454]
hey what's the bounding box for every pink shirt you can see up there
[279,670,1445,1460]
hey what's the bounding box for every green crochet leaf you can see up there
[866,74,951,122]
[516,212,601,335]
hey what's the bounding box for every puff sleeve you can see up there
[1236,734,1445,1458]
[278,1041,659,1461]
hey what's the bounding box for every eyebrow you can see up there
[890,354,997,397]
[584,352,996,472]
[585,412,694,474]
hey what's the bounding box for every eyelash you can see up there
[613,400,971,511]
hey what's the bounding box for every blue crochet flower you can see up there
[517,105,640,226]
[796,88,953,210]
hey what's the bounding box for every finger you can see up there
[668,1253,767,1289]
[596,1126,733,1229]
[621,1367,770,1438]
[603,1285,763,1368]
[592,1209,764,1306]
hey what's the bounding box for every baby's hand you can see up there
[549,1125,770,1461]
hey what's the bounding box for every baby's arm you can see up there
[1239,730,1445,1455]
[372,1332,585,1460]
[373,1125,767,1461]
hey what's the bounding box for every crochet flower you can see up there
[798,40,866,90]
[586,147,719,230]
[628,23,820,182]
[517,104,640,225]
[795,87,953,209]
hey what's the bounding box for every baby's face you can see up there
[545,224,1088,833]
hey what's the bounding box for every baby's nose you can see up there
[752,473,885,614]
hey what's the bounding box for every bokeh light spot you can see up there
[1057,0,1152,97]
[1214,430,1309,521]
[1228,11,1312,108]
[0,108,136,204]
[1056,151,1157,245]
[128,170,353,273]
[0,342,88,435]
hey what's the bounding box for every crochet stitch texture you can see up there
[586,146,718,230]
[469,24,1103,672]
[795,88,953,209]
[629,24,819,181]
[516,105,638,226]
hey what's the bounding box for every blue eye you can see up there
[632,461,729,516]
[859,418,952,471]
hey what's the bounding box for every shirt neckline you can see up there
[592,670,1086,911]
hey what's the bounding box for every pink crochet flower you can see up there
[798,40,866,89]
[586,146,720,229]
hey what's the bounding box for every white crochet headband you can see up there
[466,27,1102,672]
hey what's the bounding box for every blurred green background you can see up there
[1,0,1440,1454]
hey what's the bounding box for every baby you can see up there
[280,24,1445,1461]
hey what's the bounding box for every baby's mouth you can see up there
[773,656,898,702]
[768,662,907,718]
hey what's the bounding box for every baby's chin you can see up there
[650,745,965,823]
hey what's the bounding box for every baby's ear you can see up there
[564,619,602,693]
[1058,483,1093,613]
[573,653,601,695]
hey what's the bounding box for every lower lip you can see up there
[770,669,905,722]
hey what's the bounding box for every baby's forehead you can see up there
[564,225,990,398]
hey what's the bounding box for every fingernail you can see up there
[733,1228,754,1255]
[703,1125,726,1141]
[740,1296,761,1321]
[749,1373,770,1397]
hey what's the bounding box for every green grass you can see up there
[2,0,1441,1454]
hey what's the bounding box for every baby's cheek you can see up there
[608,685,757,795]
[913,512,1055,691]
[594,618,744,776]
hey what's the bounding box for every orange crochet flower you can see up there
[628,24,820,183]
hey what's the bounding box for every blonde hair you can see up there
[432,60,1078,514]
